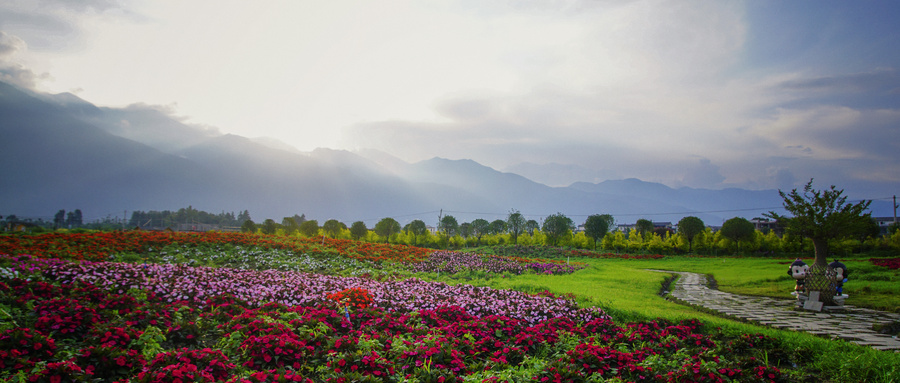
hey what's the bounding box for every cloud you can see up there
[0,31,45,89]
[679,158,726,189]
[778,68,899,94]
[37,0,124,13]
[0,31,25,58]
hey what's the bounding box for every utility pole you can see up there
[894,195,897,224]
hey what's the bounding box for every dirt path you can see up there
[650,270,900,352]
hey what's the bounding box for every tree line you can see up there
[6,181,898,257]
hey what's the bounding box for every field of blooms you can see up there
[407,251,585,276]
[870,257,900,270]
[1,253,799,382]
[482,245,666,261]
[0,231,433,263]
[29,256,602,324]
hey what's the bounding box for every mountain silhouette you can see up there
[6,80,867,226]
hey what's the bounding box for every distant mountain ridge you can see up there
[3,80,889,226]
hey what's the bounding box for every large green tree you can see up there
[281,217,299,235]
[261,219,278,235]
[299,219,319,237]
[489,219,507,235]
[374,217,401,241]
[405,219,428,239]
[439,215,459,237]
[635,219,654,237]
[524,220,540,235]
[470,219,490,244]
[323,219,345,238]
[720,217,755,253]
[765,180,872,267]
[458,222,472,239]
[677,216,705,252]
[542,213,574,246]
[506,210,526,244]
[350,221,368,240]
[240,219,256,233]
[584,214,614,249]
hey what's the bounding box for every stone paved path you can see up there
[650,270,900,352]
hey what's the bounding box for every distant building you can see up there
[750,218,778,233]
[874,217,898,235]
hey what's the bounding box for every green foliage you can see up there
[261,219,278,235]
[282,217,300,235]
[299,219,320,237]
[584,214,614,249]
[241,219,256,233]
[471,219,490,244]
[677,216,705,252]
[720,217,756,253]
[323,219,345,238]
[439,215,459,236]
[133,326,166,361]
[350,221,369,240]
[506,209,526,244]
[542,213,574,246]
[635,219,654,237]
[766,179,873,266]
[374,217,401,242]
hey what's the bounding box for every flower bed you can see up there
[27,255,603,325]
[407,251,585,275]
[870,257,900,270]
[0,271,796,382]
[485,245,666,260]
[0,231,433,263]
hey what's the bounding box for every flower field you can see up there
[0,231,875,382]
[408,251,585,276]
[870,257,900,270]
[0,231,433,263]
[481,245,666,261]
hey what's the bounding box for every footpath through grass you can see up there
[428,256,900,383]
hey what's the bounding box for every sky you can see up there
[1,0,899,199]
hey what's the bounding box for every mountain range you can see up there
[1,81,892,226]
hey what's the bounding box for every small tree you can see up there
[677,216,705,252]
[374,217,401,242]
[281,217,299,235]
[524,220,540,235]
[635,219,654,237]
[241,219,256,233]
[299,219,319,237]
[765,179,872,267]
[584,214,614,250]
[439,215,459,237]
[54,209,66,229]
[720,217,755,254]
[458,222,472,239]
[542,213,574,246]
[506,209,526,244]
[471,219,490,244]
[350,221,368,241]
[489,219,507,235]
[323,219,345,238]
[405,219,427,241]
[261,219,278,235]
